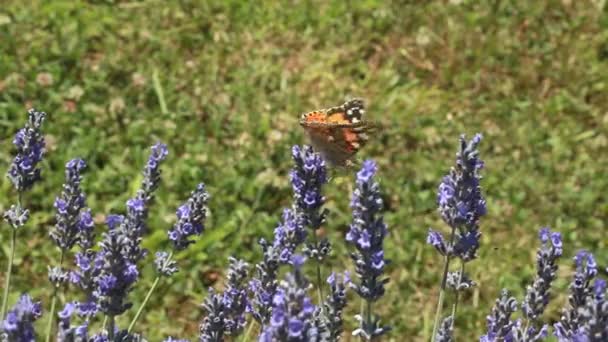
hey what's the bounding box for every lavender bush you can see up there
[1,109,607,341]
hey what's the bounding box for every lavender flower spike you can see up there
[258,256,320,342]
[290,145,328,229]
[438,133,486,231]
[581,278,608,339]
[482,228,562,342]
[1,294,42,341]
[115,142,169,268]
[323,272,350,340]
[480,289,517,342]
[199,258,249,341]
[7,108,46,191]
[522,227,563,321]
[347,160,389,301]
[154,251,178,277]
[346,160,390,339]
[435,316,454,342]
[56,302,89,341]
[249,239,281,325]
[95,228,139,316]
[554,250,602,341]
[223,258,250,336]
[141,142,168,202]
[50,158,89,251]
[291,145,330,261]
[168,183,210,250]
[3,204,30,230]
[430,133,486,261]
[272,208,306,264]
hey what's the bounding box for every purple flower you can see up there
[509,319,548,341]
[7,109,46,191]
[77,209,95,250]
[290,145,330,261]
[104,142,169,276]
[431,134,486,261]
[50,158,92,252]
[199,290,227,342]
[272,208,307,264]
[438,134,486,229]
[521,227,563,321]
[481,289,517,342]
[1,294,42,342]
[346,160,389,301]
[90,330,145,341]
[258,261,320,341]
[200,258,249,341]
[94,230,138,316]
[105,215,123,230]
[141,142,169,202]
[221,258,249,335]
[346,160,390,339]
[76,300,98,318]
[446,271,477,291]
[435,316,454,342]
[580,278,608,339]
[111,197,148,268]
[249,240,281,325]
[290,145,327,219]
[483,228,562,341]
[70,250,102,315]
[168,183,209,250]
[154,251,178,277]
[56,302,89,341]
[48,266,70,286]
[322,272,350,340]
[2,204,30,230]
[554,251,606,341]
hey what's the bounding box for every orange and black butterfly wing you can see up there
[300,99,377,167]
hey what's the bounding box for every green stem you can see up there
[312,231,324,307]
[1,229,16,319]
[128,276,160,333]
[359,299,372,342]
[450,262,465,330]
[1,192,22,320]
[315,261,324,306]
[240,320,256,342]
[107,315,115,339]
[366,299,372,333]
[523,320,531,339]
[153,68,168,114]
[431,226,457,342]
[431,284,447,342]
[127,251,172,333]
[45,250,66,342]
[358,298,364,342]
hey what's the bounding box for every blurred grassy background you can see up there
[1,0,607,340]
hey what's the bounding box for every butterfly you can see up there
[299,99,376,167]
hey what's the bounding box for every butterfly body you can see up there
[299,99,374,167]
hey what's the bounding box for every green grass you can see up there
[1,0,607,340]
